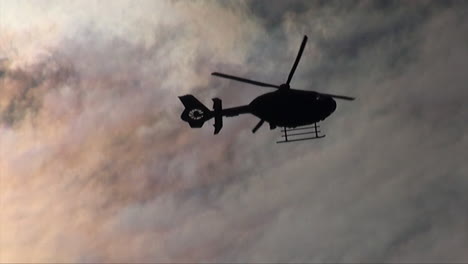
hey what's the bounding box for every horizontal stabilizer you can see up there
[212,98,223,134]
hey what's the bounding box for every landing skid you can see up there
[276,123,325,143]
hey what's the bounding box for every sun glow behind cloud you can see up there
[0,1,262,262]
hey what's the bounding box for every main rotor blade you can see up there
[252,119,265,133]
[212,72,280,88]
[286,35,308,85]
[319,92,355,101]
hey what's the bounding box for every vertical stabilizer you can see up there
[179,95,213,128]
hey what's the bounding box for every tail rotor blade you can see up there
[212,72,280,88]
[286,35,308,85]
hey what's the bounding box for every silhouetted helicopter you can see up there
[179,35,355,143]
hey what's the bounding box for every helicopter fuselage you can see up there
[247,89,336,127]
[179,35,354,138]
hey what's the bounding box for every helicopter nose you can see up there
[321,96,336,114]
[328,97,337,113]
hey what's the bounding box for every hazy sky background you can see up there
[1,0,467,262]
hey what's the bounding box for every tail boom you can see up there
[221,105,251,117]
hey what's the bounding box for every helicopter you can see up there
[179,35,355,143]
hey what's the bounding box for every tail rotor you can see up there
[178,95,223,134]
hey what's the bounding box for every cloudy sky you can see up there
[1,0,467,263]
